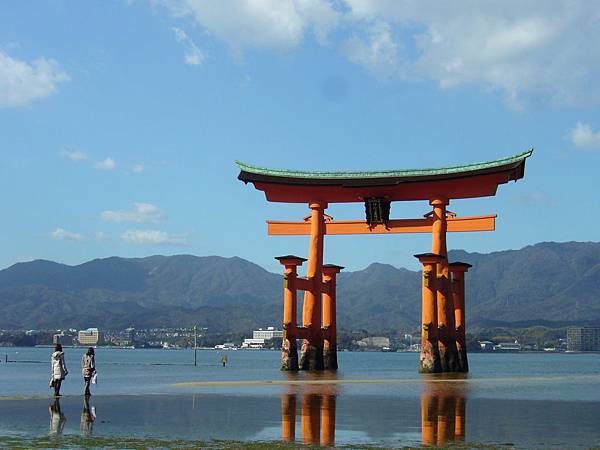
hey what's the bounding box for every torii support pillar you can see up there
[430,198,459,372]
[276,255,307,371]
[415,253,444,373]
[322,264,343,371]
[449,262,472,373]
[300,202,327,371]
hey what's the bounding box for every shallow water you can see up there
[1,347,600,448]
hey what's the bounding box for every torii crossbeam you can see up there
[268,215,496,236]
[237,149,532,373]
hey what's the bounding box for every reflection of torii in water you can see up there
[237,150,532,373]
[281,383,337,447]
[279,377,466,447]
[421,377,468,447]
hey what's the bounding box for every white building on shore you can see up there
[241,338,266,348]
[252,327,283,340]
[240,327,284,348]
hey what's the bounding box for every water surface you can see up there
[1,348,599,448]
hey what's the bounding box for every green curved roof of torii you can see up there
[236,149,533,180]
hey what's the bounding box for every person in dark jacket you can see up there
[81,347,96,397]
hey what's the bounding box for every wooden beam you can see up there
[267,215,496,236]
[294,277,312,292]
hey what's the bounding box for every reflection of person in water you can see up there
[80,395,96,437]
[49,398,66,436]
[421,378,467,447]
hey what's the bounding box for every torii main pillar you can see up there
[299,202,327,371]
[430,198,459,372]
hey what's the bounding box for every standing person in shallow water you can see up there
[81,347,96,397]
[51,344,68,397]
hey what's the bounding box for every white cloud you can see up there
[95,232,107,241]
[60,149,89,162]
[0,51,69,108]
[162,0,339,52]
[94,157,116,170]
[132,163,145,173]
[61,151,119,170]
[51,227,85,242]
[172,27,204,66]
[101,202,165,224]
[570,122,600,150]
[121,229,188,246]
[341,1,600,107]
[342,22,404,80]
[161,1,600,107]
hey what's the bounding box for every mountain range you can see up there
[1,241,599,333]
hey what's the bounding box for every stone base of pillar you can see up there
[322,339,337,370]
[446,340,460,372]
[437,329,450,372]
[456,342,469,372]
[419,339,441,373]
[437,326,461,372]
[299,340,323,371]
[281,338,299,371]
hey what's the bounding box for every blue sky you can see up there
[1,1,599,273]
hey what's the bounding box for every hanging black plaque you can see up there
[364,197,391,225]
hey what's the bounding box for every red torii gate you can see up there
[237,149,532,372]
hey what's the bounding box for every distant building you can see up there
[215,342,237,349]
[494,341,521,352]
[253,327,283,340]
[78,328,103,346]
[567,327,600,351]
[124,327,136,346]
[242,338,266,348]
[479,341,494,351]
[357,336,390,348]
[408,343,421,352]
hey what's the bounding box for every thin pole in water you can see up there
[194,325,197,367]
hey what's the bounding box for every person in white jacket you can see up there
[51,344,68,397]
